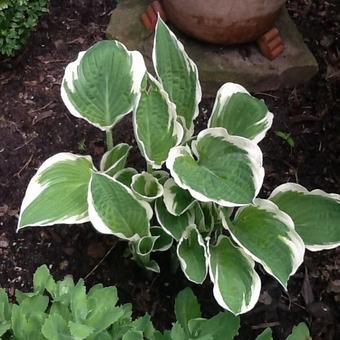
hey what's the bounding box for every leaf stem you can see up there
[106,129,114,150]
[146,162,153,173]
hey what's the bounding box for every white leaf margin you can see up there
[206,235,261,315]
[177,225,208,284]
[269,182,340,251]
[150,226,174,252]
[154,199,195,241]
[163,178,195,216]
[61,41,146,131]
[136,236,159,256]
[221,198,305,288]
[152,17,202,137]
[18,153,94,230]
[133,73,184,169]
[166,128,265,207]
[113,167,138,186]
[99,143,131,174]
[87,172,152,241]
[207,82,274,144]
[131,171,164,202]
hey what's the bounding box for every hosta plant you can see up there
[18,18,340,315]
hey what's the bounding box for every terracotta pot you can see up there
[162,0,286,44]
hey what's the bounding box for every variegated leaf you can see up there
[61,40,146,130]
[133,73,183,169]
[100,143,131,176]
[152,170,169,185]
[163,178,195,216]
[113,167,138,187]
[155,199,194,241]
[88,172,152,241]
[177,225,208,284]
[153,18,201,138]
[270,183,340,251]
[150,226,173,252]
[18,153,94,230]
[131,172,163,202]
[167,128,264,207]
[221,199,305,288]
[207,236,261,315]
[208,83,273,143]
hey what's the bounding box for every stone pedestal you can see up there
[106,0,318,97]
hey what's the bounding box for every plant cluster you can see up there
[0,0,49,56]
[0,266,310,340]
[17,18,340,316]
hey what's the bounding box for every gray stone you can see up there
[106,0,318,97]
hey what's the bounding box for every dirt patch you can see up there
[0,0,339,338]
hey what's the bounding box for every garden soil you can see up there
[0,0,339,339]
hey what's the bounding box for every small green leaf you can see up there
[275,131,295,148]
[18,153,94,229]
[208,83,273,143]
[86,286,125,332]
[167,128,264,207]
[122,330,144,340]
[53,276,75,304]
[0,289,11,321]
[207,236,261,315]
[62,40,146,130]
[175,287,201,335]
[0,289,11,337]
[188,312,240,340]
[68,321,95,339]
[100,143,131,176]
[286,323,311,340]
[153,18,201,138]
[70,280,88,323]
[255,328,273,340]
[270,183,340,251]
[17,294,49,315]
[42,313,70,340]
[170,322,187,340]
[177,225,208,284]
[134,73,183,169]
[131,172,164,202]
[132,314,155,338]
[33,265,56,295]
[88,172,152,240]
[130,237,161,273]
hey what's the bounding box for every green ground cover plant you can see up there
[0,266,310,340]
[17,18,340,315]
[0,0,49,56]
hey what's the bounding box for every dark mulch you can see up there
[0,0,339,339]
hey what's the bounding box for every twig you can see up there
[29,101,54,114]
[252,321,280,330]
[84,243,116,280]
[14,154,33,178]
[253,92,280,99]
[14,136,37,151]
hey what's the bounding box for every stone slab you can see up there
[106,0,318,97]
